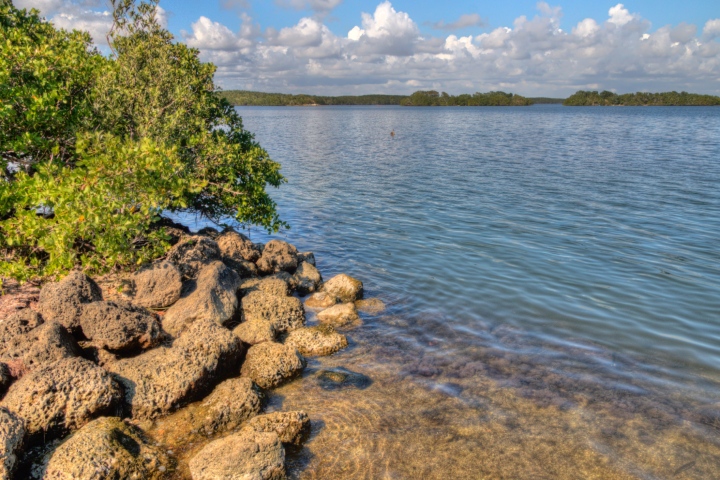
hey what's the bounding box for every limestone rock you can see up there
[80,301,161,352]
[132,261,183,309]
[108,320,243,419]
[163,261,241,338]
[189,428,285,480]
[2,357,121,441]
[304,292,337,310]
[256,240,298,275]
[217,231,262,264]
[0,363,10,394]
[0,321,79,376]
[193,378,262,436]
[38,417,171,480]
[239,277,289,298]
[37,271,103,332]
[292,262,322,296]
[271,271,295,292]
[234,319,276,345]
[241,291,305,334]
[166,236,221,280]
[0,407,25,480]
[355,298,386,315]
[246,411,310,446]
[323,274,363,303]
[284,325,348,357]
[297,252,315,266]
[317,303,362,329]
[241,342,305,389]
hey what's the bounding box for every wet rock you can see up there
[80,301,161,352]
[246,411,310,446]
[37,271,103,332]
[0,321,80,376]
[241,291,305,333]
[217,231,262,264]
[163,261,241,338]
[323,274,363,303]
[166,236,221,280]
[192,378,263,436]
[304,291,337,310]
[315,367,372,391]
[256,239,298,275]
[189,428,285,480]
[292,262,322,296]
[297,252,315,266]
[108,320,242,419]
[355,298,386,315]
[2,357,121,441]
[317,303,361,329]
[234,319,276,345]
[38,416,171,480]
[0,407,25,480]
[132,261,183,309]
[284,325,348,357]
[239,277,289,297]
[241,342,306,389]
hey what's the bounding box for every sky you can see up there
[13,0,720,97]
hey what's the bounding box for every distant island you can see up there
[564,90,720,106]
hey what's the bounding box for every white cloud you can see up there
[607,4,637,27]
[573,18,599,38]
[430,13,485,31]
[703,19,720,41]
[276,0,343,15]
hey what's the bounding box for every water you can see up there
[176,105,720,478]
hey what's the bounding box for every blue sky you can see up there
[16,1,720,96]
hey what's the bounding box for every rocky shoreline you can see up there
[0,224,381,479]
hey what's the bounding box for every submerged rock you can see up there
[217,231,262,264]
[304,291,337,310]
[0,407,25,480]
[246,411,310,446]
[80,301,161,352]
[37,271,103,332]
[2,357,121,442]
[38,417,171,480]
[132,261,183,309]
[234,319,276,346]
[241,342,306,389]
[163,261,241,337]
[241,290,305,334]
[189,428,285,480]
[256,239,298,275]
[292,262,322,296]
[0,321,80,375]
[317,303,361,329]
[193,378,263,436]
[284,325,348,357]
[355,298,386,315]
[166,236,221,280]
[315,367,372,391]
[323,274,363,303]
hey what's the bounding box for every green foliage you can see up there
[563,90,720,106]
[0,1,285,281]
[219,90,407,106]
[400,90,533,106]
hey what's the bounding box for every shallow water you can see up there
[176,105,720,478]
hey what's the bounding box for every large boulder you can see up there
[241,342,305,389]
[163,261,241,338]
[323,274,363,303]
[241,291,305,334]
[292,262,322,296]
[256,240,298,275]
[0,321,80,376]
[217,231,262,264]
[108,320,243,419]
[189,428,285,480]
[132,261,183,309]
[191,378,262,436]
[317,303,361,329]
[239,277,289,297]
[233,319,276,346]
[304,291,337,310]
[166,236,221,280]
[80,301,162,352]
[284,325,348,357]
[37,271,103,332]
[246,411,310,446]
[38,417,171,480]
[0,407,24,480]
[2,357,121,442]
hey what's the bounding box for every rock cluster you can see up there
[0,228,378,479]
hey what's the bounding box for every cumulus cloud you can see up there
[275,0,343,16]
[607,4,637,26]
[703,19,720,41]
[429,13,485,31]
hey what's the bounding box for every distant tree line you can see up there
[564,90,720,106]
[400,90,533,106]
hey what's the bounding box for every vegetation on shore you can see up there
[0,0,285,282]
[564,90,720,106]
[400,90,533,106]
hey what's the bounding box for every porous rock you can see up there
[241,291,305,333]
[166,236,221,280]
[256,239,298,275]
[132,261,183,309]
[37,271,103,331]
[163,261,241,338]
[304,291,337,310]
[108,319,243,419]
[0,321,79,375]
[80,301,161,352]
[292,262,322,296]
[0,407,25,480]
[317,303,361,329]
[297,252,315,266]
[217,231,262,264]
[192,377,262,436]
[271,271,295,292]
[284,325,348,357]
[189,428,285,480]
[241,342,305,389]
[0,308,44,339]
[38,417,171,480]
[246,411,310,446]
[2,357,121,441]
[239,277,289,297]
[234,319,276,345]
[0,363,10,394]
[323,273,363,303]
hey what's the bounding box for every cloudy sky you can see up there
[14,0,720,96]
